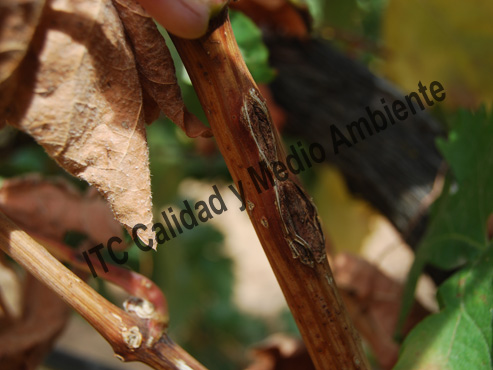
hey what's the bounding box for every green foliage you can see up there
[230,11,276,84]
[395,245,493,370]
[301,0,387,65]
[398,107,493,367]
[303,0,387,40]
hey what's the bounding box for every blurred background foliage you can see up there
[1,0,492,369]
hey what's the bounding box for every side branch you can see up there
[0,211,207,370]
[171,10,369,370]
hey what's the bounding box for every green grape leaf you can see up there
[398,107,493,359]
[423,108,493,269]
[230,11,276,84]
[395,245,493,370]
[300,0,386,44]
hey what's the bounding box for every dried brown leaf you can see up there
[0,0,45,121]
[332,253,430,369]
[245,334,315,370]
[4,0,154,243]
[0,0,45,84]
[112,0,212,137]
[0,175,122,246]
[141,83,161,124]
[0,273,70,370]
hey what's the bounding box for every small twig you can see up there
[31,232,168,326]
[0,211,207,370]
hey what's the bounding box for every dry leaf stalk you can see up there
[171,10,369,369]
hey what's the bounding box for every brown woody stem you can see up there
[0,211,207,370]
[171,10,369,369]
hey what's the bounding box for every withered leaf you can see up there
[0,273,70,370]
[332,253,430,370]
[0,0,45,121]
[0,0,45,84]
[112,0,212,137]
[0,175,123,247]
[4,0,154,244]
[246,334,315,370]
